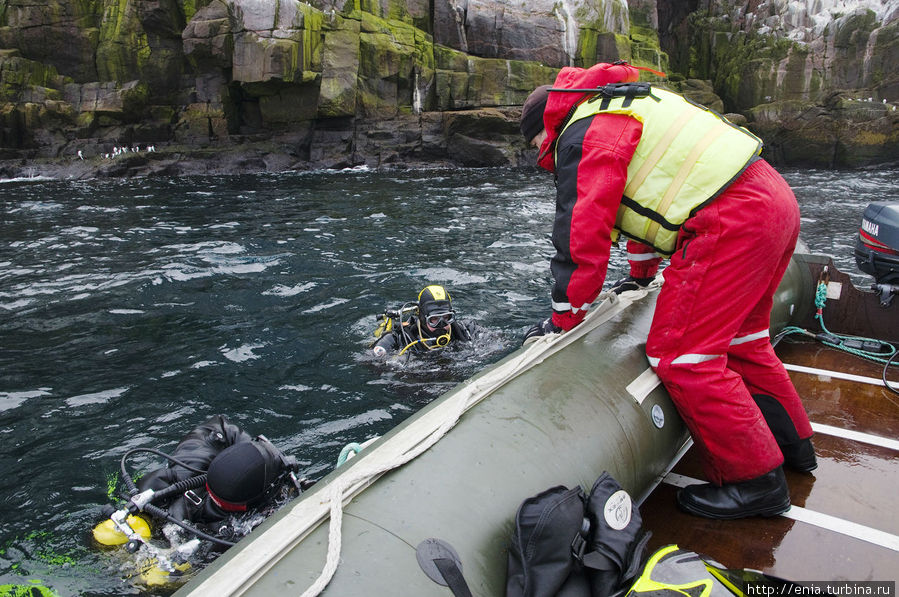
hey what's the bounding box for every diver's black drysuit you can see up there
[137,414,273,523]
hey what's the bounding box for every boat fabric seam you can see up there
[663,473,899,552]
[179,287,656,597]
[783,363,898,387]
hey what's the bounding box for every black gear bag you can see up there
[505,472,650,597]
[581,472,651,597]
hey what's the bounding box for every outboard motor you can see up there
[854,202,899,306]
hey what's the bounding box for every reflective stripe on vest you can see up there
[558,86,763,255]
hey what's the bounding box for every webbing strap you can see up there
[581,549,617,571]
[644,125,726,245]
[433,558,474,597]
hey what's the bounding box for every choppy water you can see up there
[1,166,896,596]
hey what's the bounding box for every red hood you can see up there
[537,62,641,172]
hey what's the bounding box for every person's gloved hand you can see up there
[522,318,562,345]
[609,276,655,294]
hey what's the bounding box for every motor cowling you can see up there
[855,202,899,285]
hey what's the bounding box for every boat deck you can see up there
[640,338,899,583]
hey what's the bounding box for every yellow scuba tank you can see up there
[92,515,152,546]
[138,559,192,588]
[373,316,393,339]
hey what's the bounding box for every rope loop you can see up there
[814,281,828,311]
[336,443,363,467]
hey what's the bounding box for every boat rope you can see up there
[335,443,362,467]
[301,397,469,597]
[773,272,899,395]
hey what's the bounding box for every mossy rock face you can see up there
[870,20,899,97]
[318,18,361,118]
[673,5,897,113]
[0,54,71,102]
[2,0,898,170]
[0,0,101,82]
[230,12,324,84]
[431,43,558,111]
[96,0,150,83]
[443,108,521,166]
[182,0,234,70]
[175,101,230,142]
[255,80,321,125]
[352,10,437,118]
[747,96,899,168]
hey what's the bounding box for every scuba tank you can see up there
[373,302,419,344]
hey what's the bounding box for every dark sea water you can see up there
[1,166,896,596]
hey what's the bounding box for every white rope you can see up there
[301,394,469,596]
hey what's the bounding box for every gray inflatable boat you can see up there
[175,254,807,597]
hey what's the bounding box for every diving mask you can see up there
[425,311,455,329]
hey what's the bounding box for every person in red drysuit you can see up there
[520,62,816,519]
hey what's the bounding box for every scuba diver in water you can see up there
[94,414,312,555]
[371,284,480,357]
[132,415,309,529]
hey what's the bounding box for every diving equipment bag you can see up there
[505,475,809,597]
[505,472,650,597]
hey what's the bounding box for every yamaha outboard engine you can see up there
[854,202,899,306]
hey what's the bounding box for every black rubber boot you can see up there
[780,436,817,472]
[753,394,818,472]
[676,466,791,520]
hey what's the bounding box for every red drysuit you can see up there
[538,63,814,484]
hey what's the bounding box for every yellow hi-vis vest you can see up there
[557,85,763,255]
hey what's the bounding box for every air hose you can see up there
[773,274,899,395]
[120,447,206,494]
[116,447,236,548]
[149,473,207,502]
[138,502,235,548]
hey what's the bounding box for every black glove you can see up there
[609,276,654,295]
[522,318,562,345]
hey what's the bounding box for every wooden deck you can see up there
[640,338,899,583]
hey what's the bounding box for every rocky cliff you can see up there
[0,0,897,178]
[660,0,899,167]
